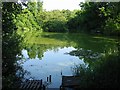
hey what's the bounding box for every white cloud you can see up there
[42,0,84,11]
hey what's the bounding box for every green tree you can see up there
[15,1,43,40]
[67,2,120,35]
[42,10,69,32]
[2,2,24,89]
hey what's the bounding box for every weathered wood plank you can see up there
[36,80,42,89]
[21,80,31,89]
[29,80,36,89]
[20,80,43,89]
[33,80,39,89]
[26,80,32,89]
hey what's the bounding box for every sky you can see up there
[42,0,85,11]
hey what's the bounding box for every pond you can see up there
[16,33,118,88]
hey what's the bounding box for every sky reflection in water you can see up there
[18,46,84,88]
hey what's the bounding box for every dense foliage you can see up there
[15,2,43,38]
[2,1,120,89]
[72,43,120,88]
[15,2,120,36]
[68,2,120,35]
[2,2,25,89]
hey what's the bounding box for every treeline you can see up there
[15,1,120,37]
[68,2,120,35]
[15,1,76,35]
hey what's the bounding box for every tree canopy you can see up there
[14,2,120,36]
[2,1,120,89]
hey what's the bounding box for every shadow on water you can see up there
[71,42,120,88]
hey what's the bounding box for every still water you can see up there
[17,33,118,88]
[18,47,85,88]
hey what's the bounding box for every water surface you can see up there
[18,47,85,88]
[17,33,118,88]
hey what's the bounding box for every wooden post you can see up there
[47,77,49,82]
[40,79,42,86]
[43,85,46,90]
[61,70,62,76]
[49,75,51,82]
